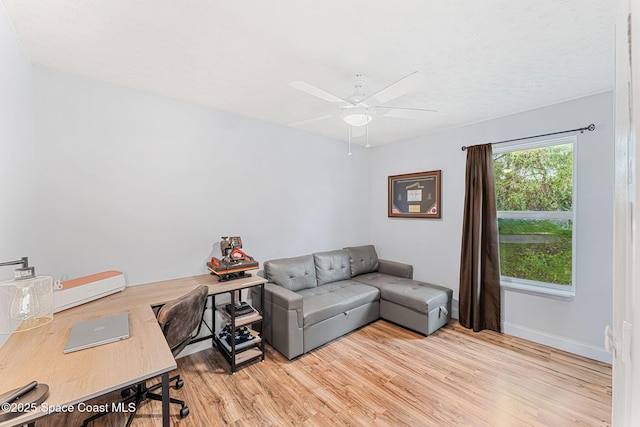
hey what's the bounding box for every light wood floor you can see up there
[38,320,611,426]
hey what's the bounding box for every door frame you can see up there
[612,0,640,425]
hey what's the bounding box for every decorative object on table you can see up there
[0,257,54,333]
[0,381,49,423]
[207,236,259,281]
[388,170,442,218]
[53,270,125,313]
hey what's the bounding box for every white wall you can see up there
[370,92,614,363]
[33,68,372,285]
[0,3,36,277]
[0,3,37,347]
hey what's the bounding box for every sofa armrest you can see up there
[261,282,304,359]
[378,259,413,279]
[265,283,303,311]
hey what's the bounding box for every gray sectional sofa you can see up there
[251,245,452,360]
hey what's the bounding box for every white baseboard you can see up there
[177,301,611,365]
[502,321,612,364]
[450,299,609,364]
[179,326,613,364]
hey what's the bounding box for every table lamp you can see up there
[0,257,53,333]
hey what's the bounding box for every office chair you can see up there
[83,285,209,426]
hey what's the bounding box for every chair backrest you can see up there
[156,285,208,356]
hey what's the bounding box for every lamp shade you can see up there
[0,275,53,333]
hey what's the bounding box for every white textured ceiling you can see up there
[2,0,616,146]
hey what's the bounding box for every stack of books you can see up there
[216,301,260,323]
[225,301,254,316]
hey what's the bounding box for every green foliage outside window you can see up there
[498,219,572,285]
[494,144,573,212]
[494,143,573,286]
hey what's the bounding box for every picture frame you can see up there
[388,170,441,218]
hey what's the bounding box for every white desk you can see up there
[0,273,266,427]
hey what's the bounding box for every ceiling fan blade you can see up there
[365,72,425,104]
[382,108,438,120]
[377,106,438,113]
[289,81,346,103]
[287,114,334,127]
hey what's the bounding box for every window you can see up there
[493,136,576,296]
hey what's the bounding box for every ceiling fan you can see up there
[288,72,437,149]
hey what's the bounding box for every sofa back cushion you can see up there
[313,250,352,286]
[344,245,379,277]
[264,255,317,291]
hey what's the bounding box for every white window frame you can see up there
[493,135,577,298]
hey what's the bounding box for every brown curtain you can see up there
[459,143,501,333]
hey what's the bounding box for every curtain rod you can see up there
[460,123,596,151]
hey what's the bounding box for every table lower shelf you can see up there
[213,335,264,370]
[233,347,263,365]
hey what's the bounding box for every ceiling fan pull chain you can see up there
[365,114,370,148]
[348,125,353,156]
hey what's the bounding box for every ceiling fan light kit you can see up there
[342,109,373,127]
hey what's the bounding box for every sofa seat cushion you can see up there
[298,281,379,327]
[353,273,451,314]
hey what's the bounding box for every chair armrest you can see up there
[378,259,413,279]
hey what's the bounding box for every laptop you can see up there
[63,313,130,353]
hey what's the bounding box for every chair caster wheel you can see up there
[121,388,131,398]
[180,406,190,418]
[175,379,184,389]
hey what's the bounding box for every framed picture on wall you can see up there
[388,170,441,218]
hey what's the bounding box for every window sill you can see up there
[500,280,575,300]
